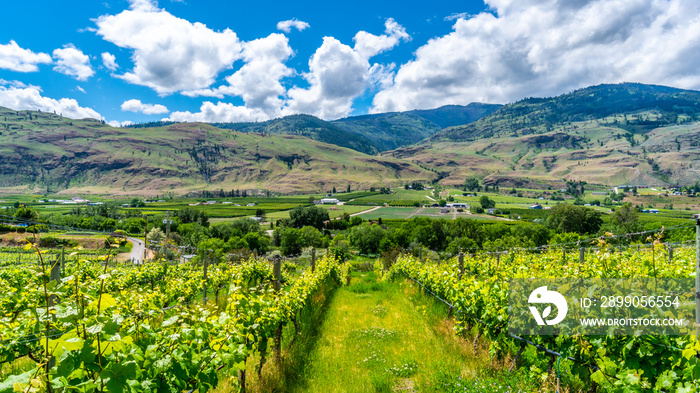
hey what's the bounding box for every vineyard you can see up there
[0,243,347,392]
[387,242,700,392]
[2,234,700,392]
[0,249,109,268]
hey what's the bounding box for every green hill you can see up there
[331,103,501,151]
[210,114,380,155]
[0,107,436,196]
[4,83,700,194]
[129,103,499,154]
[405,103,502,129]
[387,83,700,187]
[434,83,700,142]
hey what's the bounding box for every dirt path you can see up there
[406,207,424,219]
[350,206,382,217]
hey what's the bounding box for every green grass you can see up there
[288,272,535,393]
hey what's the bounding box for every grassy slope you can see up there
[331,104,502,152]
[387,115,700,188]
[211,114,380,155]
[0,108,436,195]
[383,83,700,187]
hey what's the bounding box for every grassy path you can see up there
[288,271,531,393]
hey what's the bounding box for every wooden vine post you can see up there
[46,252,62,376]
[695,218,700,338]
[143,215,148,264]
[60,246,65,275]
[49,255,61,306]
[273,255,283,365]
[458,252,464,280]
[202,254,208,305]
[311,248,316,272]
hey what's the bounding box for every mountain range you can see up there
[1,83,699,195]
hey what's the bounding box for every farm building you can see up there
[320,198,340,204]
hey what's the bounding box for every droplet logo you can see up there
[528,286,568,326]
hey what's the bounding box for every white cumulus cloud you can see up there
[285,37,371,119]
[0,40,52,72]
[121,99,169,115]
[183,33,294,118]
[0,82,102,119]
[52,45,94,81]
[108,120,135,127]
[166,101,269,123]
[353,18,410,59]
[276,19,310,33]
[94,0,243,95]
[285,19,410,120]
[101,52,118,71]
[372,0,700,112]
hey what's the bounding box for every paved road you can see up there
[127,237,145,264]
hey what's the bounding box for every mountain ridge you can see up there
[2,82,700,194]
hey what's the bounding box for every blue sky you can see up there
[1,0,700,126]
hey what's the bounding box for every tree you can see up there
[175,207,209,227]
[611,203,640,234]
[299,226,323,248]
[464,177,480,191]
[209,218,260,241]
[146,227,165,244]
[410,182,425,191]
[349,224,386,254]
[546,203,603,234]
[347,184,351,193]
[120,217,146,235]
[288,206,329,230]
[130,198,145,208]
[197,238,225,263]
[438,199,447,207]
[14,207,38,220]
[280,227,303,256]
[177,223,210,247]
[479,196,496,209]
[243,232,270,254]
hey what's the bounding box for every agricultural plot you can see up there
[355,207,487,220]
[389,244,699,392]
[0,250,346,392]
